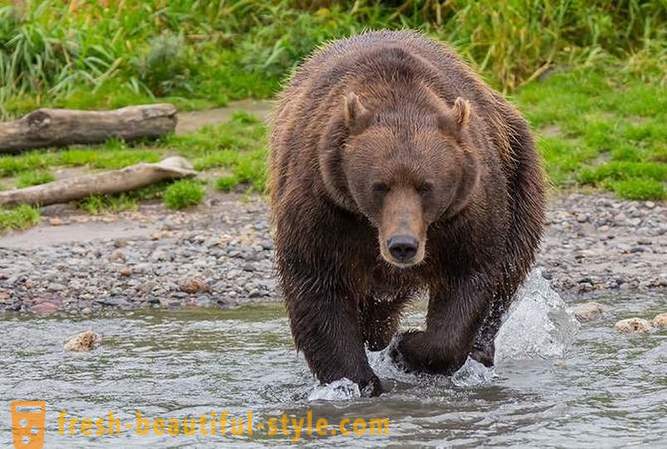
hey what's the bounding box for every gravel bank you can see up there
[0,193,664,313]
[539,194,666,297]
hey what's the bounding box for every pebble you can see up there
[179,276,210,294]
[572,302,607,322]
[614,318,653,334]
[652,313,667,329]
[109,249,126,262]
[31,301,60,314]
[48,283,66,292]
[0,193,664,313]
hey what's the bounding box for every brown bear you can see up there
[269,30,545,396]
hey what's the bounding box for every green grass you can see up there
[0,152,56,177]
[77,181,173,214]
[201,69,664,200]
[0,205,40,231]
[610,178,665,200]
[216,175,240,192]
[79,194,139,215]
[514,67,667,200]
[15,169,55,188]
[1,1,664,118]
[163,179,205,210]
[0,145,161,177]
[166,112,268,192]
[192,71,665,200]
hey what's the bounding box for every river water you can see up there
[1,272,665,448]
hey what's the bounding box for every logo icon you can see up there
[10,401,46,449]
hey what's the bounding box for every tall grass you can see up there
[0,0,665,118]
[434,0,667,89]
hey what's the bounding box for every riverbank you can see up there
[0,191,664,314]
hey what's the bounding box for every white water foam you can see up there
[307,378,361,401]
[366,340,497,388]
[451,356,496,387]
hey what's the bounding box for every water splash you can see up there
[495,269,580,362]
[451,356,495,387]
[307,378,361,401]
[369,342,496,388]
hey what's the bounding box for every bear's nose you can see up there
[387,235,418,262]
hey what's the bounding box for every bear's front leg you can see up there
[277,234,382,396]
[286,285,381,396]
[394,275,492,375]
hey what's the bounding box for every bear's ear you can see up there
[438,96,471,135]
[452,97,471,127]
[343,92,371,133]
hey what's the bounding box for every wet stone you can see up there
[64,330,101,352]
[572,302,607,322]
[652,313,667,329]
[614,318,652,334]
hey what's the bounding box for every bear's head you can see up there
[329,91,480,268]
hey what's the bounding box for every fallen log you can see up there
[0,104,177,153]
[0,156,196,207]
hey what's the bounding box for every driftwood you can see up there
[0,104,177,153]
[0,157,196,207]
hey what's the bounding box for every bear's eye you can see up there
[372,182,389,194]
[417,182,433,194]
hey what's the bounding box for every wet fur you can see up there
[269,30,545,395]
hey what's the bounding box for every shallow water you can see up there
[1,274,665,448]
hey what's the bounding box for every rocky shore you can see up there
[0,192,664,313]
